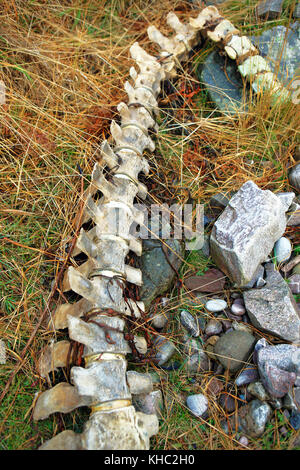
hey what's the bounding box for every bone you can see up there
[38,340,71,378]
[39,430,83,450]
[33,382,92,421]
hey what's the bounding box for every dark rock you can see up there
[184,351,210,374]
[140,216,184,307]
[290,410,300,430]
[214,330,256,373]
[253,338,268,364]
[199,23,300,113]
[206,377,224,397]
[219,393,237,413]
[153,335,176,366]
[205,319,223,336]
[256,0,283,19]
[247,381,270,401]
[132,390,163,417]
[180,310,200,337]
[235,367,259,387]
[185,268,226,294]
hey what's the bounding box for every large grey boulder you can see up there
[210,181,287,287]
[243,267,300,343]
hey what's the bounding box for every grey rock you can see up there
[210,181,287,287]
[186,394,209,418]
[183,334,204,356]
[244,265,265,289]
[205,319,223,336]
[199,23,300,113]
[289,165,300,193]
[287,203,300,226]
[243,269,300,342]
[239,400,272,437]
[257,0,283,19]
[235,367,259,387]
[180,310,200,337]
[214,330,256,373]
[184,351,210,374]
[257,344,299,397]
[276,192,295,212]
[150,312,168,329]
[139,214,184,308]
[274,237,292,263]
[126,371,153,395]
[132,390,163,417]
[231,320,253,334]
[153,335,176,366]
[289,274,300,294]
[248,381,270,401]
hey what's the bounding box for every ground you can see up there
[0,0,299,450]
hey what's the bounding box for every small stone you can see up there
[205,319,223,336]
[288,274,300,294]
[134,336,147,355]
[283,391,298,411]
[219,393,237,413]
[204,335,219,360]
[132,390,163,417]
[231,302,246,316]
[274,237,292,263]
[290,410,300,430]
[247,381,270,401]
[184,351,210,374]
[257,0,283,19]
[186,394,209,418]
[205,299,227,313]
[239,400,272,437]
[206,377,224,397]
[150,312,168,329]
[279,426,288,437]
[153,335,176,366]
[183,334,204,356]
[180,310,200,337]
[289,164,300,193]
[244,265,265,289]
[214,330,256,373]
[235,367,259,387]
[239,436,249,446]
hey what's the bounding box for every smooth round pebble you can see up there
[274,237,292,263]
[239,436,249,446]
[205,319,222,336]
[205,299,227,313]
[231,302,246,316]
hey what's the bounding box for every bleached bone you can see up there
[187,6,291,103]
[38,340,71,378]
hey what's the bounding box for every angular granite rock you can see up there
[257,344,299,398]
[243,268,300,343]
[210,181,287,287]
[238,400,272,437]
